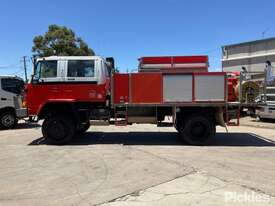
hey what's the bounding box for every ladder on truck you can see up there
[226,104,240,126]
[114,106,128,126]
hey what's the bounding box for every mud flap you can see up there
[215,108,228,133]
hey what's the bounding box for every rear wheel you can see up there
[42,115,75,145]
[179,115,215,145]
[0,111,17,129]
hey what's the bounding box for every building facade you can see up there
[222,37,275,73]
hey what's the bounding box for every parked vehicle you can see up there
[256,86,275,120]
[0,76,27,129]
[24,55,262,145]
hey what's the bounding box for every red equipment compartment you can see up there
[139,56,208,73]
[140,56,208,64]
[113,73,129,104]
[131,73,162,104]
[227,78,238,102]
[227,72,240,102]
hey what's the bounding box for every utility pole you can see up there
[22,56,28,82]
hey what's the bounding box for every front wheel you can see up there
[179,115,215,145]
[0,111,17,129]
[42,115,75,145]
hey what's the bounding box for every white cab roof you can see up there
[36,56,104,61]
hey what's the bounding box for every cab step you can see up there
[114,107,128,126]
[90,120,110,126]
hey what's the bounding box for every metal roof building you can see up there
[222,37,275,73]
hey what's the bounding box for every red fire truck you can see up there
[24,55,242,145]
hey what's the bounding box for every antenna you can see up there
[262,28,270,38]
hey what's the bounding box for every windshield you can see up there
[34,60,58,80]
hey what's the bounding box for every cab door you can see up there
[28,60,61,113]
[63,58,99,100]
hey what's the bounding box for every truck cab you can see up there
[0,76,27,129]
[24,56,112,144]
[25,56,112,115]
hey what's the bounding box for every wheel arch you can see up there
[37,102,91,130]
[176,106,217,122]
[38,102,77,120]
[0,107,16,115]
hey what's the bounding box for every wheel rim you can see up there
[1,114,15,127]
[47,120,67,140]
[190,121,209,142]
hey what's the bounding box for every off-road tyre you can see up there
[42,115,75,145]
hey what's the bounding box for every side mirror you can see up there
[31,74,40,84]
[106,57,115,69]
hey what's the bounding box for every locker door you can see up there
[113,74,129,104]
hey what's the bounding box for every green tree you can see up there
[32,25,95,57]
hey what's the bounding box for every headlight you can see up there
[22,101,27,108]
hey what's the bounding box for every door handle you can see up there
[49,87,59,92]
[1,98,7,101]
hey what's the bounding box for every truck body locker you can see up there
[130,73,162,104]
[113,74,129,104]
[139,56,209,73]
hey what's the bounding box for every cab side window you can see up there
[35,60,57,78]
[1,78,24,94]
[67,60,95,77]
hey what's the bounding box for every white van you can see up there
[257,105,275,120]
[256,86,275,121]
[0,76,27,129]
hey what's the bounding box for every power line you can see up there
[11,68,24,76]
[0,64,21,69]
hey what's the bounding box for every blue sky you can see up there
[0,0,275,78]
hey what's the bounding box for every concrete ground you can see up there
[0,120,274,206]
[240,116,275,129]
